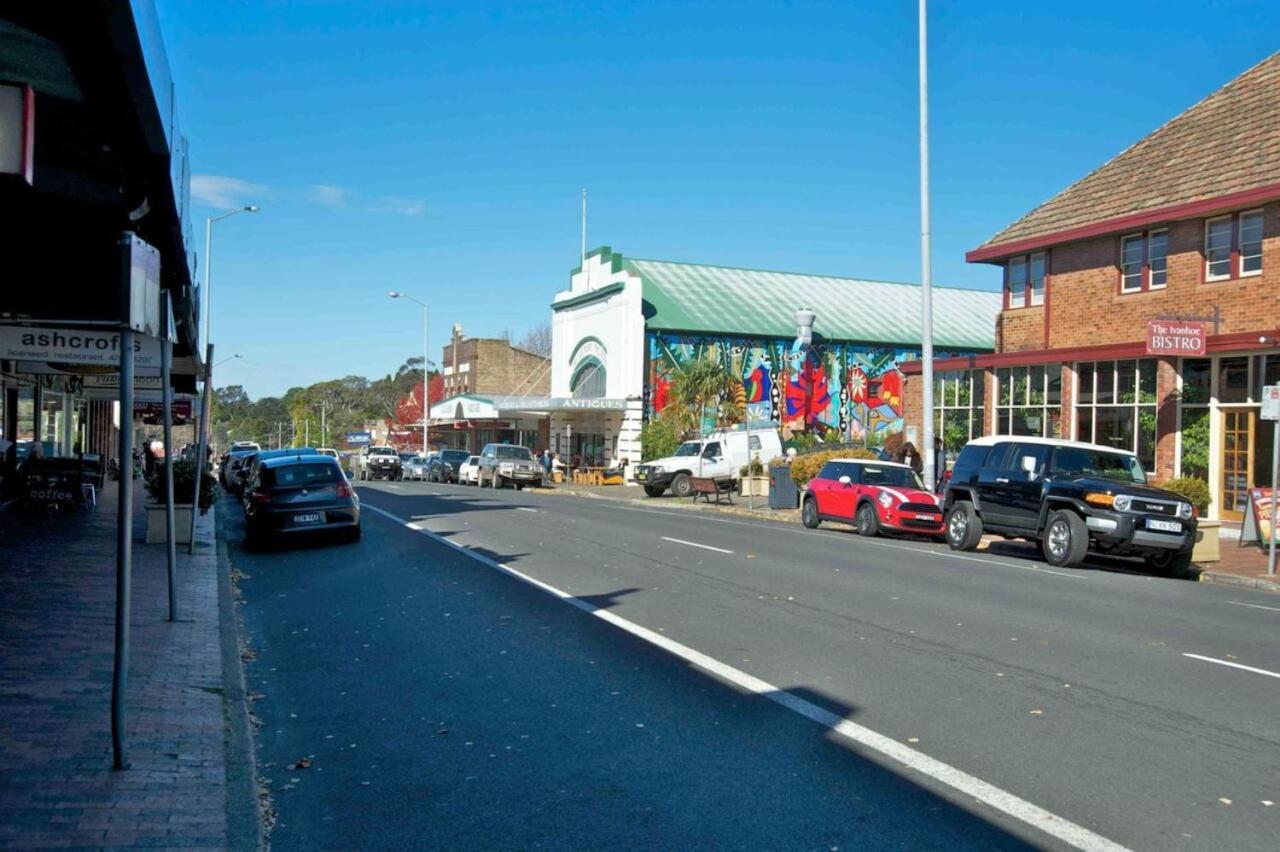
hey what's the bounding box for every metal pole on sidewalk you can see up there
[161,334,178,620]
[189,344,214,555]
[1269,423,1278,576]
[111,326,135,770]
[918,0,936,491]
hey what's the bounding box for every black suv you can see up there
[942,436,1197,573]
[428,449,472,483]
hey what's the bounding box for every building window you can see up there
[1074,359,1157,471]
[1119,229,1167,293]
[570,356,606,399]
[1240,210,1263,275]
[932,369,985,459]
[1004,252,1047,308]
[1205,210,1264,281]
[994,365,1061,438]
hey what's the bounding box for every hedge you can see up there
[789,448,878,487]
[1160,476,1212,514]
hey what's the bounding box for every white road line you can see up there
[660,536,733,555]
[384,483,402,490]
[1225,600,1280,613]
[363,501,1127,852]
[516,507,538,513]
[1181,653,1280,680]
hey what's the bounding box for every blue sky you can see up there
[158,1,1280,398]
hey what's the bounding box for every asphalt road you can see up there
[231,481,1280,850]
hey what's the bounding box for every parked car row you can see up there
[218,444,361,547]
[798,435,1197,574]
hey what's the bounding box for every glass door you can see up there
[1220,408,1254,522]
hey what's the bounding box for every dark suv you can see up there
[428,449,472,483]
[942,436,1197,573]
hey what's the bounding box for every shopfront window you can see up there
[994,365,1061,438]
[1178,358,1211,481]
[1075,359,1157,470]
[932,369,984,457]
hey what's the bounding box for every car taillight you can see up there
[251,491,271,505]
[942,470,952,481]
[336,480,352,498]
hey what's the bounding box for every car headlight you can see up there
[1113,494,1132,512]
[877,491,893,509]
[1177,502,1193,520]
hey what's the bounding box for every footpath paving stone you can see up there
[0,485,231,849]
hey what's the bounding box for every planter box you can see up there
[1192,519,1220,563]
[146,504,194,545]
[739,476,769,497]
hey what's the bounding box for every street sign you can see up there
[1262,384,1280,421]
[0,326,162,369]
[1145,320,1206,356]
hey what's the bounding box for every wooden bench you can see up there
[689,476,735,505]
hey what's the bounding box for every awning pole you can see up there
[188,344,213,555]
[161,336,178,620]
[111,326,135,770]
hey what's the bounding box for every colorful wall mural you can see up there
[646,332,928,445]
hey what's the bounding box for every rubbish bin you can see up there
[768,465,798,509]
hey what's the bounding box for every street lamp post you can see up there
[388,291,430,459]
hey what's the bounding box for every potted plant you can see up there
[1161,476,1217,563]
[738,454,768,497]
[145,457,217,544]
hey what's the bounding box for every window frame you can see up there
[1117,228,1168,294]
[1003,251,1047,309]
[1204,215,1234,282]
[1239,208,1264,277]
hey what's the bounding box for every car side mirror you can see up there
[838,475,852,486]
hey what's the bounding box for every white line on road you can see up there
[660,536,733,555]
[516,507,539,513]
[384,484,402,490]
[1181,653,1280,680]
[1225,600,1280,613]
[363,501,1127,852]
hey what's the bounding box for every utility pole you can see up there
[320,401,329,447]
[918,0,937,491]
[305,418,310,447]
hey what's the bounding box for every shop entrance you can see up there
[1219,408,1276,522]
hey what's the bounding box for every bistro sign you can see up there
[1145,320,1206,356]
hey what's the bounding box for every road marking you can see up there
[1182,653,1280,680]
[1225,600,1280,613]
[660,536,733,555]
[384,484,402,490]
[516,507,538,513]
[363,501,1127,852]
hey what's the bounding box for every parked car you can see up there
[635,424,783,497]
[429,449,472,483]
[403,454,430,481]
[800,458,943,538]
[476,443,543,489]
[457,455,480,485]
[238,448,320,508]
[316,447,339,460]
[942,436,1197,572]
[358,445,402,481]
[223,449,259,492]
[244,455,360,546]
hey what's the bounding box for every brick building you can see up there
[903,51,1280,522]
[430,325,552,451]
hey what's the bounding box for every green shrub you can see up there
[790,448,878,487]
[1161,476,1212,514]
[739,454,765,477]
[639,417,682,462]
[146,458,217,514]
[783,431,821,455]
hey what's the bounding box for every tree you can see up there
[517,323,552,357]
[667,358,744,438]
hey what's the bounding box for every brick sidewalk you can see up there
[0,484,232,848]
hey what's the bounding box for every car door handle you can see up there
[995,477,1009,484]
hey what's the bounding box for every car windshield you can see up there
[673,442,701,457]
[1051,447,1147,484]
[496,446,532,460]
[859,465,925,489]
[467,456,479,464]
[442,450,470,463]
[369,448,396,456]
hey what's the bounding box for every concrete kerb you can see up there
[215,502,265,851]
[1195,570,1280,594]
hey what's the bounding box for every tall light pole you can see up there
[203,206,259,350]
[388,291,430,458]
[918,0,936,490]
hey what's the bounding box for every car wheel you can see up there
[801,496,821,529]
[855,502,880,537]
[670,473,692,498]
[345,525,362,543]
[946,501,982,551]
[1042,510,1088,567]
[643,485,665,498]
[1149,548,1193,576]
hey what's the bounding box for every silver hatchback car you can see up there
[477,443,543,489]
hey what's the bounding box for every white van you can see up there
[634,423,782,498]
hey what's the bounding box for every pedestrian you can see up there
[934,436,946,491]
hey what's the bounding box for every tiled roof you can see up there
[978,51,1280,252]
[627,257,1001,351]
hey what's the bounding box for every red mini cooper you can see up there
[800,458,944,538]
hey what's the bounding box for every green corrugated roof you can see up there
[625,256,1001,351]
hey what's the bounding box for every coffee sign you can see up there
[1145,320,1206,356]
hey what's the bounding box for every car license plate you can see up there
[1145,518,1181,533]
[293,513,323,525]
[914,513,938,520]
[635,472,646,481]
